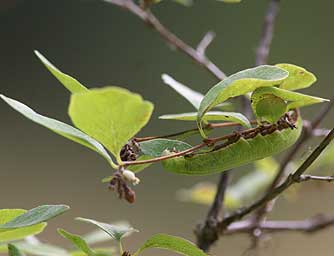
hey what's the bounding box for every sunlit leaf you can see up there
[76,218,138,242]
[34,51,88,93]
[197,65,288,137]
[160,111,250,127]
[276,63,317,90]
[0,205,69,229]
[69,87,154,163]
[0,95,115,168]
[0,209,46,243]
[135,233,208,256]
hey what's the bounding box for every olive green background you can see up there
[0,0,333,255]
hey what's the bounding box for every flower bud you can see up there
[122,170,140,185]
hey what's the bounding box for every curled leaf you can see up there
[197,65,288,137]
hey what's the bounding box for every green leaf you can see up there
[276,63,317,90]
[251,94,287,123]
[8,244,26,256]
[251,87,328,117]
[197,65,288,137]
[13,242,69,256]
[139,139,192,157]
[0,95,115,168]
[162,114,302,175]
[34,51,88,94]
[0,205,69,229]
[160,111,250,127]
[135,233,208,256]
[0,210,46,243]
[58,229,96,256]
[76,217,138,242]
[68,87,154,163]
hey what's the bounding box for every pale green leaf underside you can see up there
[58,229,96,256]
[139,139,192,157]
[0,205,69,229]
[162,74,204,109]
[160,111,251,127]
[276,63,317,90]
[34,51,88,94]
[0,210,46,243]
[69,87,154,163]
[197,65,289,137]
[135,233,208,256]
[0,95,115,167]
[76,217,138,242]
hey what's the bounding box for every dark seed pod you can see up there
[123,185,136,204]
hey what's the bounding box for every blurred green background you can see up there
[0,0,333,255]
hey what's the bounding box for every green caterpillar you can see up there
[161,111,302,175]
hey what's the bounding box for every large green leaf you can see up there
[160,111,250,127]
[34,51,88,93]
[0,205,69,229]
[68,87,154,163]
[0,210,46,243]
[197,65,288,137]
[139,139,192,157]
[76,218,138,242]
[134,234,208,256]
[0,95,115,168]
[276,63,317,90]
[58,229,96,256]
[8,244,26,256]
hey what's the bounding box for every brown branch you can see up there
[226,214,334,234]
[253,101,333,224]
[195,172,230,251]
[255,0,280,66]
[122,142,207,166]
[104,0,226,80]
[220,128,334,229]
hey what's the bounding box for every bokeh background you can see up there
[0,0,333,255]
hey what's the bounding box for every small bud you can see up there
[122,170,140,185]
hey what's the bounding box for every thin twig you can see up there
[255,0,280,66]
[220,128,334,229]
[226,214,334,234]
[297,174,334,183]
[197,31,216,57]
[104,0,226,80]
[122,142,207,166]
